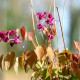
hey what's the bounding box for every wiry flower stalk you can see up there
[30,0,39,46]
[53,0,59,52]
[56,7,66,50]
[49,0,52,13]
[62,0,66,50]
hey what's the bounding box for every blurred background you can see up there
[0,0,80,80]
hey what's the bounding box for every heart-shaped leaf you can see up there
[0,55,3,71]
[47,47,54,62]
[35,45,46,61]
[4,51,15,69]
[24,50,37,71]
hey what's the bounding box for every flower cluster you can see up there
[35,12,56,40]
[0,30,23,47]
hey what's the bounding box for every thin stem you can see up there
[53,0,59,51]
[62,0,66,50]
[31,0,39,46]
[19,43,26,52]
[56,7,66,49]
[49,0,52,13]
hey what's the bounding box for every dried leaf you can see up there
[18,53,24,69]
[5,61,10,70]
[28,30,35,42]
[74,41,80,53]
[0,55,3,71]
[72,54,78,63]
[35,46,46,61]
[70,62,77,75]
[20,26,27,42]
[14,57,18,75]
[24,50,37,69]
[4,51,15,69]
[47,47,54,62]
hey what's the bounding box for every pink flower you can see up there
[48,35,54,40]
[37,24,44,30]
[35,12,47,20]
[0,30,24,47]
[8,30,17,36]
[48,14,52,18]
[0,31,9,42]
[46,18,55,26]
[9,36,24,47]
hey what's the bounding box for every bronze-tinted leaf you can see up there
[35,46,46,61]
[70,62,77,75]
[18,53,24,69]
[20,26,27,42]
[74,41,80,53]
[47,47,54,62]
[24,50,37,69]
[4,51,15,69]
[0,55,3,71]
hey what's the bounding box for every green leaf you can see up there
[45,69,50,79]
[42,69,47,79]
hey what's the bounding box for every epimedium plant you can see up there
[0,0,80,80]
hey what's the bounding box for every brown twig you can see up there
[62,0,66,50]
[56,7,66,50]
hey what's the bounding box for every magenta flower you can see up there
[35,12,47,20]
[7,30,17,36]
[9,36,24,47]
[48,14,52,18]
[48,35,54,40]
[0,30,24,47]
[37,24,44,30]
[0,31,9,42]
[46,18,55,26]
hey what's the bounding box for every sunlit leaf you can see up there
[0,55,3,71]
[35,46,46,61]
[74,41,80,53]
[47,47,54,62]
[18,53,24,69]
[14,57,18,75]
[4,51,15,69]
